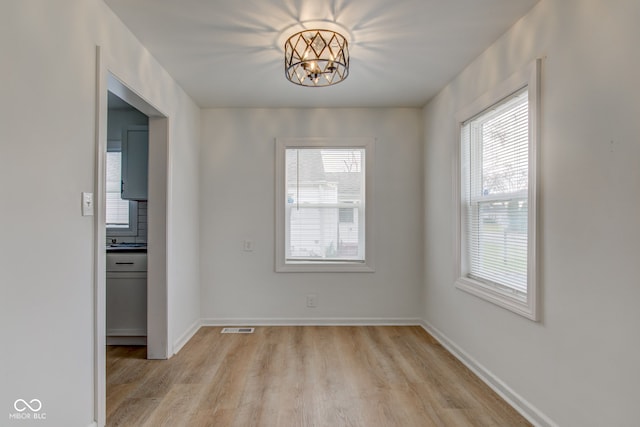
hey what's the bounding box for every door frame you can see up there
[94,46,170,426]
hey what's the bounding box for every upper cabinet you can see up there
[121,126,148,201]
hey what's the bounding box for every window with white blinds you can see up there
[106,152,128,226]
[275,137,375,273]
[461,88,529,294]
[106,151,137,235]
[455,59,540,320]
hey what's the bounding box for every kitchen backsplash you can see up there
[134,201,147,243]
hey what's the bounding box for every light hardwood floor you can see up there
[107,326,530,427]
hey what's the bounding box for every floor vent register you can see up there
[221,327,255,334]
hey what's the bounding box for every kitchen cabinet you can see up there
[106,252,147,345]
[121,125,148,200]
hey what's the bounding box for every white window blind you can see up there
[285,148,365,262]
[106,152,130,228]
[461,88,529,295]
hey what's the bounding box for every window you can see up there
[339,207,354,223]
[455,60,540,320]
[276,137,375,272]
[106,151,137,236]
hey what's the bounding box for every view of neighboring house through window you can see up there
[276,137,375,272]
[285,148,365,261]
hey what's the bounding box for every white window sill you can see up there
[276,260,375,273]
[455,276,537,321]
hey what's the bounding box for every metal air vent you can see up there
[221,327,255,334]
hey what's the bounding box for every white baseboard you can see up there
[201,317,421,326]
[107,328,146,336]
[87,422,98,427]
[420,320,557,427]
[106,336,146,346]
[173,318,202,355]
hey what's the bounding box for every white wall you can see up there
[422,0,640,426]
[200,108,423,323]
[0,1,200,426]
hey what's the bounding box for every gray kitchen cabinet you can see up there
[121,125,148,200]
[106,252,147,345]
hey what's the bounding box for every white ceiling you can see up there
[105,0,538,108]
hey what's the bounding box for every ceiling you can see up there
[105,0,538,108]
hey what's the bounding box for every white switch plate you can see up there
[82,192,94,216]
[243,240,254,252]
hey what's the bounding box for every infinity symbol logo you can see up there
[14,399,42,412]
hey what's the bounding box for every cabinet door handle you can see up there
[115,262,135,265]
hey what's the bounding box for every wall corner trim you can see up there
[419,320,557,427]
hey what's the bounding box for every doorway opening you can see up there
[94,52,170,426]
[106,92,149,348]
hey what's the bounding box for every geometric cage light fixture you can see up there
[284,29,349,87]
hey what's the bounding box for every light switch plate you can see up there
[82,192,94,216]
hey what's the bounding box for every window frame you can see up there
[275,137,375,273]
[454,59,540,320]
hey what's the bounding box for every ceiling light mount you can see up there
[284,29,349,87]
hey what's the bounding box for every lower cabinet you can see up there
[106,252,147,345]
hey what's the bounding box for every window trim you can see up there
[454,59,540,320]
[275,137,375,273]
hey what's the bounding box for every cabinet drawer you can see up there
[106,253,147,272]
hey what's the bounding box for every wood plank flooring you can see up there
[106,326,530,427]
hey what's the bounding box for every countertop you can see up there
[106,243,147,252]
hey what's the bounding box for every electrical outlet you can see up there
[243,240,254,252]
[306,294,317,308]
